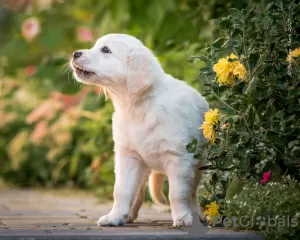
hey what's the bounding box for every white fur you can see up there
[71,34,209,227]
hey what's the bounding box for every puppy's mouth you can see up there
[72,63,95,77]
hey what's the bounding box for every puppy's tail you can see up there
[148,172,169,206]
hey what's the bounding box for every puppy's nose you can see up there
[73,51,82,58]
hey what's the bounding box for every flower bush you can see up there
[0,79,114,192]
[188,0,300,195]
[222,177,300,240]
[187,0,300,237]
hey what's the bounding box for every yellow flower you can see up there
[232,62,247,80]
[204,108,221,125]
[204,201,220,224]
[229,55,247,80]
[213,58,235,86]
[200,108,221,144]
[200,121,216,144]
[286,47,300,62]
[213,53,247,85]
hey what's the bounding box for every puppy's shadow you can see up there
[188,211,209,236]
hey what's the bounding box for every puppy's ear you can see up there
[127,48,158,95]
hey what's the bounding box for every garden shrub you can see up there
[188,0,300,197]
[0,79,115,193]
[187,0,300,237]
[222,178,300,240]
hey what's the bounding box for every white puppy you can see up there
[71,34,209,227]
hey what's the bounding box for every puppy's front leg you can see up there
[97,153,147,226]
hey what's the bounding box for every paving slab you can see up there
[0,189,262,239]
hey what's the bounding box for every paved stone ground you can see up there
[0,189,262,239]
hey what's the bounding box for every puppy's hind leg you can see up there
[166,155,195,227]
[190,166,206,222]
[190,167,201,214]
[127,181,146,223]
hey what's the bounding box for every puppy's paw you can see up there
[126,215,136,223]
[173,212,193,227]
[97,213,126,226]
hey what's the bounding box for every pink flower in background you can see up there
[50,87,90,110]
[24,65,37,77]
[30,120,49,144]
[260,171,272,184]
[21,17,41,41]
[77,27,92,42]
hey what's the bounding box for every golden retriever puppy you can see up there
[71,34,209,227]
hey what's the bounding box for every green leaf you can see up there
[212,172,218,184]
[212,38,225,49]
[288,140,298,149]
[253,61,266,75]
[203,181,212,194]
[268,132,286,148]
[186,138,198,153]
[248,53,259,72]
[240,132,250,144]
[291,146,300,155]
[214,16,231,29]
[200,196,211,208]
[245,76,259,96]
[248,106,255,129]
[200,67,213,75]
[275,110,285,119]
[239,157,250,171]
[286,114,295,122]
[288,89,300,97]
[270,163,282,177]
[39,29,63,51]
[206,94,218,102]
[225,176,243,200]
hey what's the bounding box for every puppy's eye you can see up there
[101,46,112,53]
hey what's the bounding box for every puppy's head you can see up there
[70,34,164,97]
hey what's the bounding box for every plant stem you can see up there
[242,17,252,80]
[203,75,237,113]
[245,76,256,95]
[214,93,237,112]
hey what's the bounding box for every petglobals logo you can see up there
[211,215,298,229]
